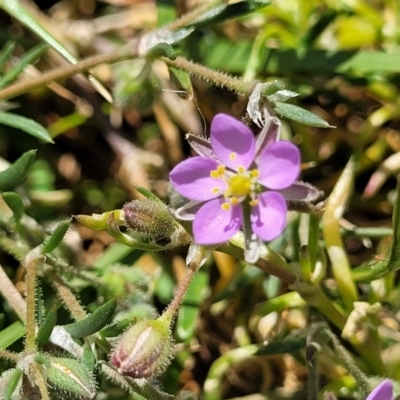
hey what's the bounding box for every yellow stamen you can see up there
[212,187,220,195]
[251,169,259,178]
[231,197,239,205]
[249,199,259,207]
[221,202,231,211]
[229,152,237,161]
[237,166,245,174]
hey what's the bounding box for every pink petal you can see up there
[366,380,393,400]
[210,114,255,170]
[193,198,243,244]
[258,141,300,190]
[170,157,227,201]
[250,191,287,241]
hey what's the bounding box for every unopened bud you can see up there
[110,318,173,379]
[123,199,181,244]
[43,356,96,399]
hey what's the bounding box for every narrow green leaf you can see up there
[190,0,270,29]
[42,219,71,253]
[2,191,24,223]
[3,368,23,400]
[0,111,53,143]
[0,43,48,88]
[387,178,400,272]
[64,299,117,338]
[257,337,306,355]
[273,102,334,128]
[0,321,25,349]
[0,149,37,192]
[36,306,57,347]
[146,43,176,60]
[168,67,193,99]
[0,41,16,72]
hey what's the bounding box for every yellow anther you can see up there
[212,187,220,194]
[210,170,219,178]
[237,166,245,174]
[231,197,239,205]
[217,165,225,174]
[221,202,231,211]
[249,199,259,207]
[251,169,259,178]
[229,152,237,161]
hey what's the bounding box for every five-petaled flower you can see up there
[366,379,393,400]
[170,113,321,262]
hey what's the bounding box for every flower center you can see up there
[227,175,251,197]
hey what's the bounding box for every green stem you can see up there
[162,56,255,95]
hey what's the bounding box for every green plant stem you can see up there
[162,56,255,95]
[24,248,42,352]
[0,263,27,322]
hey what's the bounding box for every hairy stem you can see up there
[163,56,254,95]
[51,271,87,321]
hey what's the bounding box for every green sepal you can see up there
[2,192,24,223]
[64,299,117,338]
[42,219,71,254]
[36,306,57,347]
[0,368,23,400]
[0,150,36,192]
[46,357,96,399]
[273,102,334,128]
[168,67,193,99]
[82,345,97,371]
[100,318,132,338]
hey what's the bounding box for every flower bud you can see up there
[123,199,184,245]
[110,318,173,379]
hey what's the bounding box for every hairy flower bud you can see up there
[123,199,183,245]
[110,318,173,379]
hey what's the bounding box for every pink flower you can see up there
[170,113,321,262]
[366,380,393,400]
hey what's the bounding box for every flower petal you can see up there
[170,157,227,201]
[258,141,300,190]
[366,380,393,400]
[250,191,287,241]
[193,198,242,244]
[210,114,255,170]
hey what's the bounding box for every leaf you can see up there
[0,42,48,88]
[42,219,71,254]
[0,321,25,349]
[0,150,37,192]
[0,41,16,72]
[64,299,117,338]
[37,306,57,347]
[2,192,24,223]
[273,102,334,128]
[0,111,53,143]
